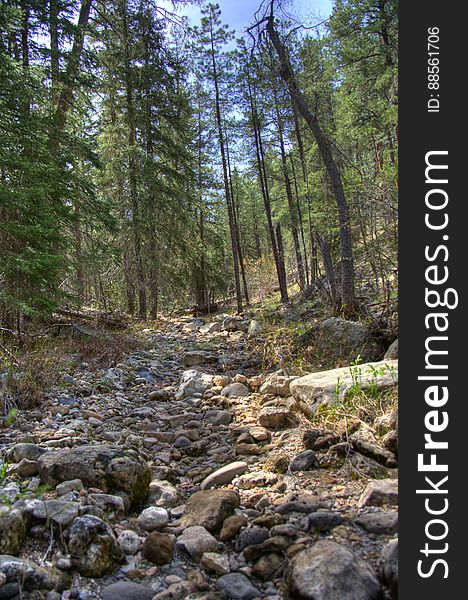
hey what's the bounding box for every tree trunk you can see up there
[209,21,242,313]
[266,17,357,313]
[246,69,288,302]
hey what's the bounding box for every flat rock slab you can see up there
[358,478,398,507]
[290,359,398,414]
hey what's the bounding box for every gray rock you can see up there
[217,573,260,600]
[0,555,67,594]
[235,526,270,551]
[183,351,218,366]
[117,530,141,555]
[176,526,218,562]
[290,360,398,414]
[355,511,398,534]
[221,382,250,398]
[33,500,79,527]
[0,507,26,555]
[5,443,48,463]
[86,494,126,521]
[174,436,192,448]
[148,480,181,508]
[287,540,382,600]
[67,515,124,577]
[37,444,151,505]
[176,370,214,400]
[381,539,398,598]
[101,581,155,600]
[200,462,248,490]
[138,506,169,531]
[55,479,84,496]
[359,479,398,508]
[205,409,232,425]
[305,511,346,532]
[290,450,320,471]
[199,322,222,334]
[180,489,240,533]
[311,317,384,362]
[247,320,262,338]
[259,370,298,396]
[258,407,299,429]
[384,339,398,360]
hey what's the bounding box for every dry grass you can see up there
[0,326,143,413]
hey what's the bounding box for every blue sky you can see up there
[165,0,333,34]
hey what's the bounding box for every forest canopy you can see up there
[0,0,398,328]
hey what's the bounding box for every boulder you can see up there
[310,317,384,362]
[67,515,124,577]
[287,540,382,600]
[290,360,398,414]
[37,445,151,505]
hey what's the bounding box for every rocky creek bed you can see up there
[0,315,398,600]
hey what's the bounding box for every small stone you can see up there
[101,581,155,600]
[180,489,240,533]
[200,552,230,574]
[220,514,247,541]
[56,479,84,496]
[252,553,283,580]
[235,526,270,551]
[217,573,260,600]
[205,409,232,425]
[138,506,170,531]
[174,436,192,448]
[117,530,141,555]
[355,511,398,534]
[142,531,174,565]
[290,450,320,471]
[358,479,398,507]
[176,526,218,562]
[221,383,250,398]
[258,407,299,429]
[306,511,346,532]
